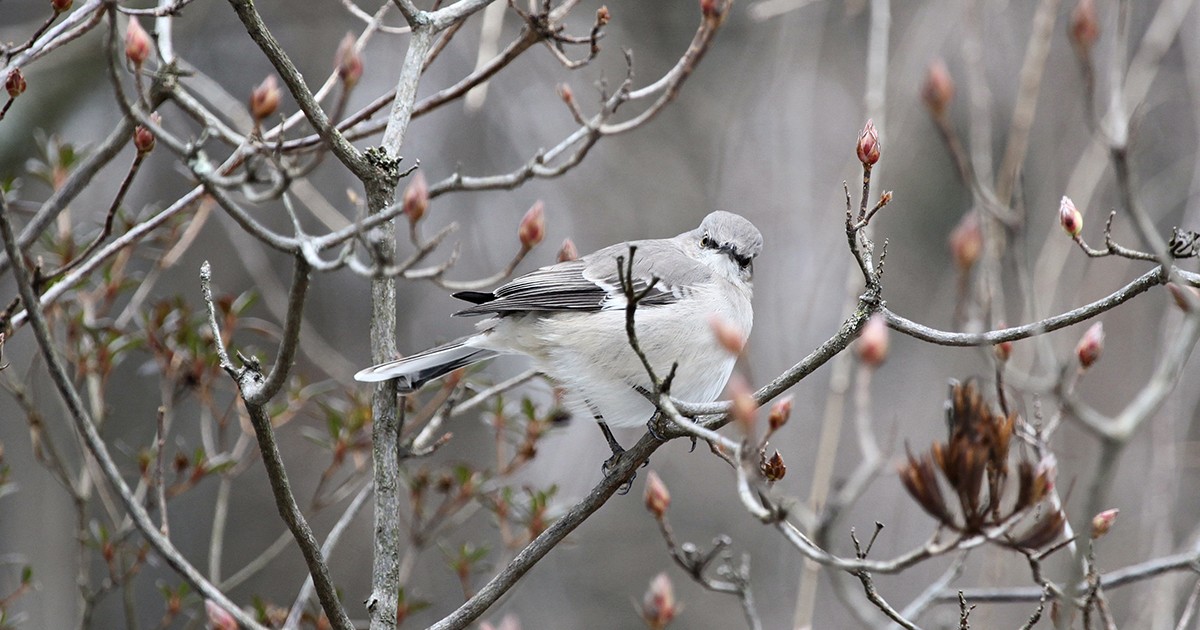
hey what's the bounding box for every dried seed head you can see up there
[1059,196,1083,237]
[641,573,680,630]
[855,313,889,367]
[402,171,428,225]
[708,314,746,355]
[125,17,152,67]
[1090,508,1118,539]
[518,201,545,249]
[5,68,26,98]
[761,450,786,482]
[1075,321,1104,369]
[643,470,670,519]
[335,34,364,88]
[768,396,793,432]
[856,119,881,166]
[556,238,579,263]
[921,58,955,117]
[250,75,280,122]
[596,5,611,26]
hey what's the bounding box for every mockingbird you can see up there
[356,211,762,464]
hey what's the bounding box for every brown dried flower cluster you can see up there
[899,381,1064,549]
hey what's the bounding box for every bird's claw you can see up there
[602,448,636,495]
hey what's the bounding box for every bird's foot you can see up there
[601,447,636,495]
[646,411,671,442]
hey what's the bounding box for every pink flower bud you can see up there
[643,470,670,519]
[518,201,545,249]
[402,171,428,225]
[708,315,745,355]
[727,375,758,433]
[1076,321,1104,369]
[335,34,363,88]
[557,83,574,107]
[641,573,680,630]
[767,396,793,432]
[921,58,955,117]
[1059,196,1083,237]
[5,68,26,98]
[51,0,73,13]
[1070,0,1100,56]
[1167,283,1200,312]
[856,119,881,166]
[133,115,157,154]
[250,75,280,122]
[994,339,1013,362]
[761,450,786,482]
[596,5,611,26]
[125,17,152,67]
[204,600,237,630]
[1090,508,1118,539]
[855,313,889,367]
[556,238,579,263]
[949,212,983,271]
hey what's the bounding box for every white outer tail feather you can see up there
[353,337,498,391]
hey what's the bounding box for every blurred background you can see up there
[2,0,1198,628]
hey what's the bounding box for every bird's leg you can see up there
[589,401,636,494]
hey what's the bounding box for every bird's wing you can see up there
[453,238,712,316]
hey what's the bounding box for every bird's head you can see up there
[694,211,763,284]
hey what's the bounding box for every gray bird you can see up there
[355,211,762,462]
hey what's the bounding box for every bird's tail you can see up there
[353,337,498,391]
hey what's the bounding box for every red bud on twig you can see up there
[1075,322,1104,369]
[133,113,159,154]
[205,601,237,630]
[518,201,545,249]
[1070,0,1100,57]
[556,238,578,263]
[768,396,793,432]
[402,171,428,225]
[250,75,280,122]
[727,375,758,434]
[1090,508,1118,539]
[1167,283,1200,312]
[643,470,670,519]
[856,313,889,367]
[708,315,745,355]
[857,119,881,166]
[921,59,955,117]
[125,17,152,67]
[5,69,26,98]
[336,34,364,88]
[1059,196,1083,237]
[641,573,680,630]
[949,212,982,271]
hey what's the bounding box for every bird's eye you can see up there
[700,234,713,248]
